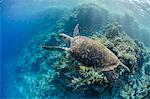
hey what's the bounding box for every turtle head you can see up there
[59,33,72,43]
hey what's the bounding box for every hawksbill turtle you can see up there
[42,24,130,72]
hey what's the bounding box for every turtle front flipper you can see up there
[73,24,80,37]
[41,45,71,51]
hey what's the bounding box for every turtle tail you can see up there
[120,61,130,72]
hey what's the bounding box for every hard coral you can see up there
[15,4,149,98]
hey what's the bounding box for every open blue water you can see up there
[1,0,150,98]
[1,0,75,98]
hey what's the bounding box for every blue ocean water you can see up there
[1,0,75,98]
[1,0,150,98]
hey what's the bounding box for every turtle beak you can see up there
[59,33,67,39]
[59,33,64,38]
[59,33,72,43]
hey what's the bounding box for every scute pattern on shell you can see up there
[70,36,119,69]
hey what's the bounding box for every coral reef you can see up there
[14,3,150,99]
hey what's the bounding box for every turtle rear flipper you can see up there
[96,61,130,72]
[97,63,119,72]
[119,62,130,72]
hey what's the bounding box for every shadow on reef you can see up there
[14,3,150,99]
